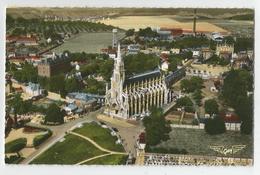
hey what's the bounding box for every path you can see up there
[69,131,127,155]
[69,131,127,165]
[75,153,112,165]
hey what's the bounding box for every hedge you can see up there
[33,130,53,147]
[145,146,188,154]
[5,138,27,153]
[5,155,24,164]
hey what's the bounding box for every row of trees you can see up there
[7,15,115,36]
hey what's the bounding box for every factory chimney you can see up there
[193,9,197,36]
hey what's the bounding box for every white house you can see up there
[171,48,180,54]
[192,50,201,57]
[25,82,43,97]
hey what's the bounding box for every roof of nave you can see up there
[124,69,161,87]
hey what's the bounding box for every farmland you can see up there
[97,15,228,33]
[53,32,125,53]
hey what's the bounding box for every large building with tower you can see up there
[104,44,185,119]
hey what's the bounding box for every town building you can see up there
[170,48,181,54]
[104,44,185,120]
[66,92,105,112]
[127,44,140,55]
[25,82,43,97]
[186,63,230,79]
[37,53,71,77]
[216,43,234,59]
[201,48,214,60]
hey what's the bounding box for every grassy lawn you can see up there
[82,154,128,165]
[53,32,125,53]
[155,128,253,158]
[30,134,106,164]
[73,122,125,152]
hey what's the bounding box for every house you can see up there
[25,82,43,97]
[216,43,234,59]
[192,50,201,58]
[157,29,173,41]
[171,48,180,54]
[16,36,38,46]
[160,27,183,38]
[127,44,140,55]
[66,92,105,112]
[211,32,224,42]
[63,103,78,115]
[161,61,169,72]
[201,48,214,60]
[186,63,230,79]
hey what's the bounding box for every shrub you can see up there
[33,130,53,147]
[204,116,226,135]
[5,138,27,153]
[5,155,24,164]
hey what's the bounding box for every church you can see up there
[104,43,185,120]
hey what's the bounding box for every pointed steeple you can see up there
[117,42,121,63]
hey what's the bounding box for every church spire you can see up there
[117,42,121,63]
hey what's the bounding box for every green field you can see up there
[155,128,253,158]
[73,122,125,152]
[30,134,105,164]
[53,32,125,53]
[82,154,128,165]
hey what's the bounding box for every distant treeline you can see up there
[227,13,254,21]
[7,7,254,20]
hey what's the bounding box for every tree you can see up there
[49,75,66,97]
[180,77,203,93]
[193,89,203,106]
[44,103,64,125]
[84,78,106,95]
[138,27,158,38]
[175,96,194,113]
[125,29,135,37]
[143,107,171,146]
[7,93,31,127]
[204,99,219,116]
[204,116,226,135]
[65,77,81,93]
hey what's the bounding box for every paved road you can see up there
[20,109,102,164]
[98,119,144,158]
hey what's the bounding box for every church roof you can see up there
[124,69,161,86]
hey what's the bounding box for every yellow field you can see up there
[98,15,228,33]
